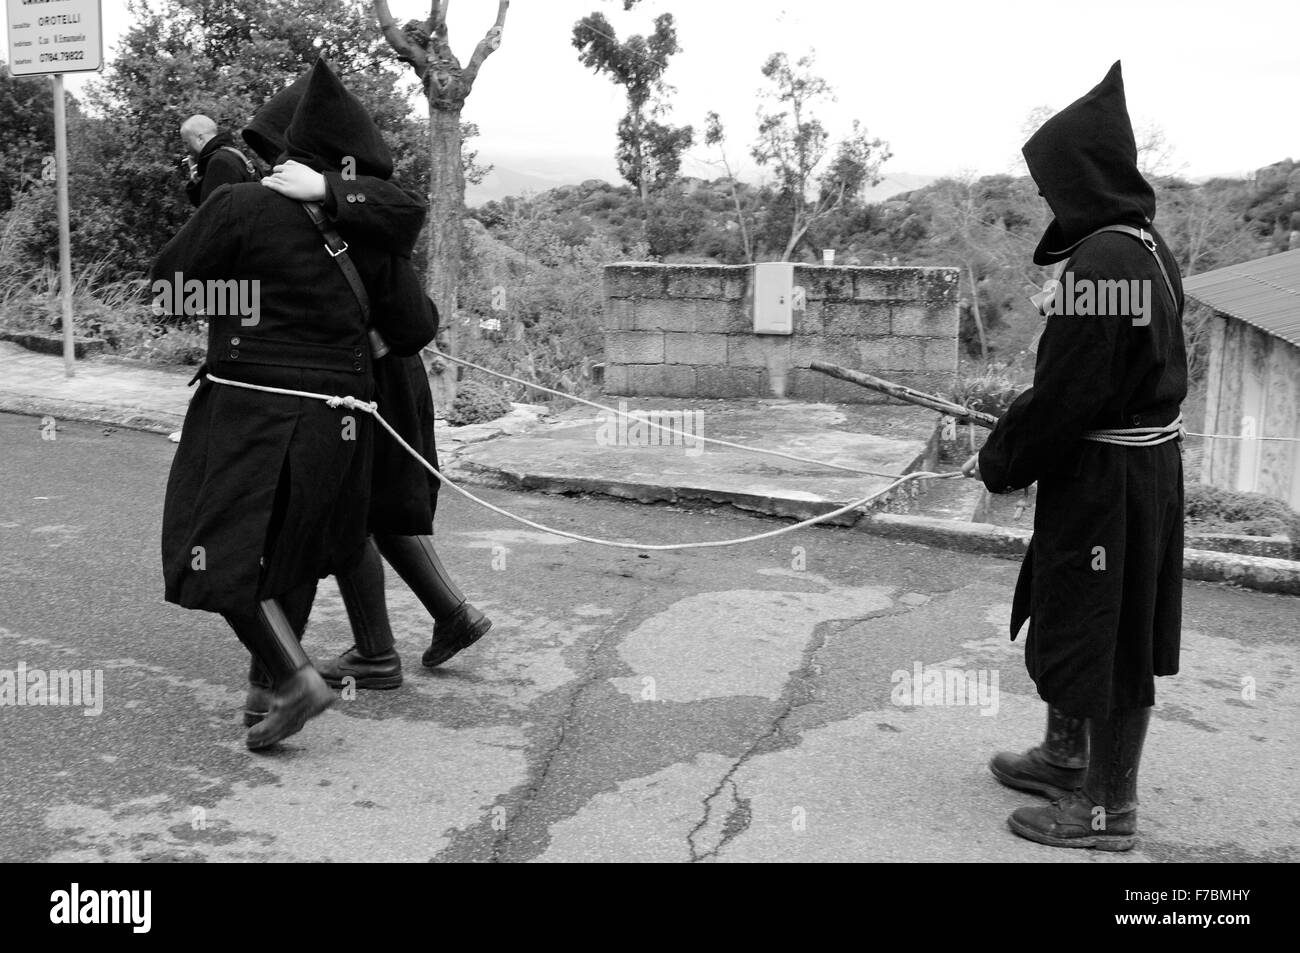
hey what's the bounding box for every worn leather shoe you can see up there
[246,666,335,751]
[422,603,492,668]
[316,647,403,689]
[1008,791,1137,851]
[989,745,1086,799]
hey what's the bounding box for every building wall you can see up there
[601,263,960,404]
[1203,314,1300,507]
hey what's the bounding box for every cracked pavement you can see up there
[1,414,1296,863]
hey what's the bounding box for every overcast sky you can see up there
[8,0,1297,181]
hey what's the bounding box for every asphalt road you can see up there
[0,413,1295,862]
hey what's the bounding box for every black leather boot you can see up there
[228,598,335,751]
[989,705,1088,799]
[422,602,493,668]
[237,581,317,726]
[244,657,273,728]
[1008,706,1150,851]
[318,540,403,689]
[374,534,493,669]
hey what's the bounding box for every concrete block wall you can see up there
[602,263,961,403]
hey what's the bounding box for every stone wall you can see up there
[602,263,960,404]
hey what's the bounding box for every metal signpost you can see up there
[6,0,104,378]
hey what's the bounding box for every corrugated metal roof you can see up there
[1183,248,1300,347]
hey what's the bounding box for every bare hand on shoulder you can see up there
[260,160,327,201]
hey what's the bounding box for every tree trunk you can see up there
[427,105,466,410]
[372,0,509,411]
[782,215,807,262]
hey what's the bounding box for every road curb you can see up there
[450,458,866,525]
[452,463,1300,596]
[857,513,1032,557]
[858,514,1300,595]
[0,394,182,435]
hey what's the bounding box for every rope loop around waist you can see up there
[204,372,379,415]
[1082,414,1184,447]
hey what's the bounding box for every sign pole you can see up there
[7,0,106,379]
[51,72,74,377]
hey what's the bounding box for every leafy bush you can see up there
[1184,483,1300,554]
[457,205,650,407]
[949,363,1028,420]
[444,379,512,427]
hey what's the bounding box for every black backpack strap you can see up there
[218,145,256,178]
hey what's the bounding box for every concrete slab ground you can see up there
[453,397,938,525]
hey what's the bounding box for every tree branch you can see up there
[373,0,427,71]
[431,0,448,33]
[463,0,509,87]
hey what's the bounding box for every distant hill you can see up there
[467,154,620,206]
[467,151,937,207]
[862,173,939,202]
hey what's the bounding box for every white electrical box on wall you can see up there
[749,262,795,335]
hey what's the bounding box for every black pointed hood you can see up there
[242,73,311,166]
[283,58,393,179]
[1022,61,1156,265]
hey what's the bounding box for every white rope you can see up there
[202,373,961,551]
[425,347,916,479]
[1082,414,1300,446]
[1083,415,1185,447]
[1184,431,1300,443]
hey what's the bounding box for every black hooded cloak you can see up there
[242,71,443,533]
[978,62,1188,717]
[154,60,437,614]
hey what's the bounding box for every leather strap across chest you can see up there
[1062,224,1180,311]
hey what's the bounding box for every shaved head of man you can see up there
[180,115,219,156]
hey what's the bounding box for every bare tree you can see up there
[701,111,754,263]
[373,0,509,402]
[751,52,890,261]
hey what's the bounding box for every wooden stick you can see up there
[809,360,998,428]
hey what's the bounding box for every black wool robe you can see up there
[155,61,437,615]
[978,62,1188,718]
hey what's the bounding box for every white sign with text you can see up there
[5,0,103,76]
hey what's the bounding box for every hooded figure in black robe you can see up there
[242,72,439,536]
[152,59,437,749]
[976,62,1187,850]
[231,70,493,711]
